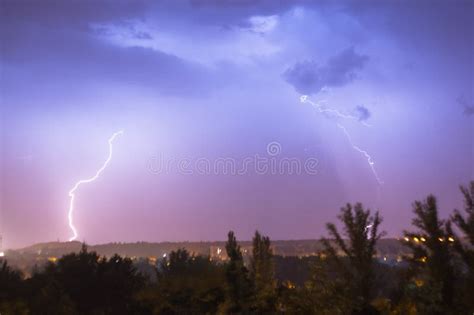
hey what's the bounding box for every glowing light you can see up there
[414,279,424,287]
[438,237,444,242]
[404,237,410,242]
[420,237,426,242]
[448,237,454,242]
[48,256,58,263]
[413,237,420,243]
[67,130,124,241]
[0,252,4,257]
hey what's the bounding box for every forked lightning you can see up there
[67,130,123,241]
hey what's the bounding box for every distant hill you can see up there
[2,239,412,276]
[8,238,409,259]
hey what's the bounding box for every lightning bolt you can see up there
[365,224,373,239]
[300,95,371,127]
[67,130,124,241]
[300,95,383,185]
[337,123,383,185]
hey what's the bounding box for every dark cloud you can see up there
[457,96,474,116]
[464,106,474,116]
[0,0,148,28]
[354,105,371,121]
[344,1,473,62]
[0,0,315,30]
[283,47,369,95]
[133,31,153,40]
[0,1,217,100]
[91,21,154,40]
[2,31,213,98]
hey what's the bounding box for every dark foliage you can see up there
[221,231,253,314]
[137,248,226,314]
[320,203,384,314]
[402,195,458,314]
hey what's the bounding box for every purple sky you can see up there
[1,0,473,249]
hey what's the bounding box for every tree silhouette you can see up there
[138,248,225,314]
[250,231,277,313]
[447,181,474,312]
[98,254,145,314]
[220,231,252,314]
[25,244,146,314]
[0,260,29,314]
[403,195,457,314]
[448,181,474,268]
[321,203,383,314]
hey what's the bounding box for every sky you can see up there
[1,0,473,249]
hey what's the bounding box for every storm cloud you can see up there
[354,105,371,121]
[1,0,472,248]
[283,47,369,95]
[457,96,474,116]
